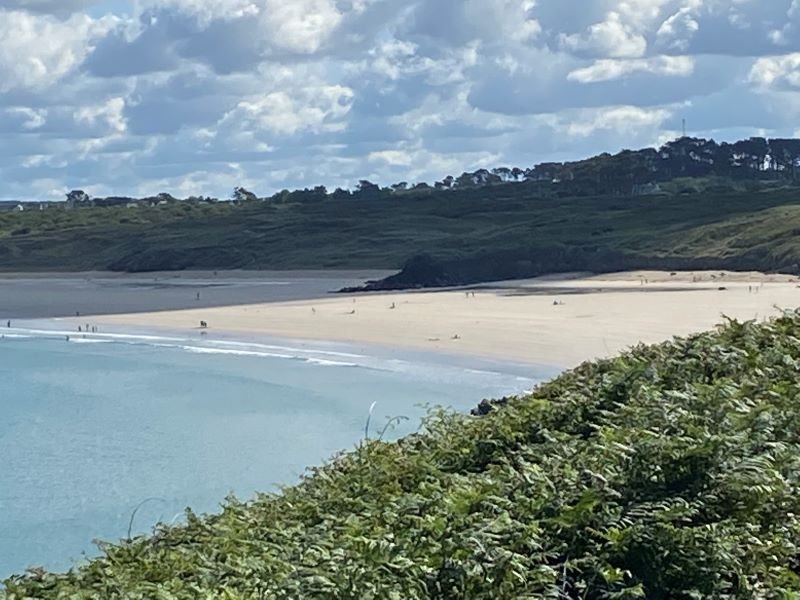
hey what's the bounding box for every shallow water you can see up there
[0,328,549,577]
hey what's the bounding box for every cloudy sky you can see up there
[2,0,800,200]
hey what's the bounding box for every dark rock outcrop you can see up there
[339,245,800,293]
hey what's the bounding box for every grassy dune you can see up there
[2,183,800,274]
[5,314,800,598]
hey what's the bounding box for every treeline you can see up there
[60,136,800,210]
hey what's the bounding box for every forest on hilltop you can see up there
[2,136,800,283]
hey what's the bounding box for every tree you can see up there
[65,189,90,208]
[353,180,382,200]
[232,187,258,204]
[331,187,351,201]
[768,139,800,178]
[435,175,455,190]
[157,192,177,203]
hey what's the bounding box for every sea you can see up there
[0,324,553,578]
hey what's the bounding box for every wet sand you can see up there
[0,270,390,319]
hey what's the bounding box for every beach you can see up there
[68,270,800,370]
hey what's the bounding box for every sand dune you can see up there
[87,270,800,369]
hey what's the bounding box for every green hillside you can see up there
[5,314,800,598]
[3,181,800,279]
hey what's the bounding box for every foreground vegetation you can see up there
[5,314,800,598]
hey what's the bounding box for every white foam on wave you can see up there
[304,358,358,367]
[210,339,365,359]
[7,327,184,344]
[180,346,295,360]
[3,323,540,392]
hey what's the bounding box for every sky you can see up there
[2,0,800,201]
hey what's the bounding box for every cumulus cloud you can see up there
[1,0,800,201]
[0,10,114,92]
[1,0,99,15]
[561,105,672,138]
[749,54,800,89]
[219,85,354,137]
[567,56,694,82]
[560,11,648,58]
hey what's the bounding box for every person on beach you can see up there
[6,320,10,328]
[196,292,201,301]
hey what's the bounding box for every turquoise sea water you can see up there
[0,327,551,577]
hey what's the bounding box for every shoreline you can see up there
[0,270,391,319]
[55,270,800,369]
[4,320,550,394]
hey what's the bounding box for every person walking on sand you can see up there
[6,320,9,328]
[196,292,201,301]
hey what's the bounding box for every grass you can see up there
[2,182,800,274]
[4,314,800,598]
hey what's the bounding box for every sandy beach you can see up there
[80,270,800,369]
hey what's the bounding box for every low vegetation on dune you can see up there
[5,314,800,598]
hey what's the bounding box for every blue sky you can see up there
[1,0,800,200]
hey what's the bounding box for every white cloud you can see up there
[75,97,127,133]
[219,85,354,137]
[261,0,343,54]
[749,53,800,88]
[5,107,48,130]
[568,56,694,83]
[368,149,413,166]
[140,0,259,22]
[656,5,701,51]
[560,11,648,58]
[562,106,672,138]
[0,10,113,92]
